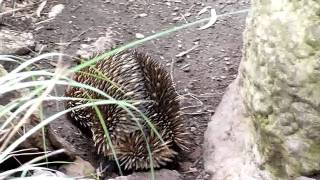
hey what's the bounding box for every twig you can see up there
[186,4,195,13]
[180,92,204,110]
[70,4,81,12]
[0,2,41,17]
[66,27,92,47]
[180,63,190,70]
[34,18,54,25]
[176,44,199,57]
[179,13,188,23]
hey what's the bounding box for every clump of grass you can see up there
[0,7,250,180]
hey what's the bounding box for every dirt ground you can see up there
[1,0,250,179]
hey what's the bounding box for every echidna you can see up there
[65,50,189,170]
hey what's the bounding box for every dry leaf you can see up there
[197,6,212,16]
[198,8,217,30]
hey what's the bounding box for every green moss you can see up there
[305,24,320,49]
[308,143,320,156]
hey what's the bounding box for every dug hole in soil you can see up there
[1,0,250,179]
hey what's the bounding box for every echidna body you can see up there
[65,50,189,170]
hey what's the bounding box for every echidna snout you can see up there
[65,49,190,170]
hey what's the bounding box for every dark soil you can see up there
[1,0,250,179]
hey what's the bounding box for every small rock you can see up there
[34,43,48,53]
[138,13,148,17]
[48,4,65,18]
[59,156,95,178]
[224,57,230,61]
[190,127,196,132]
[188,167,197,172]
[173,7,179,11]
[187,81,196,89]
[76,30,116,59]
[135,33,145,39]
[184,12,191,17]
[179,162,193,172]
[0,29,35,55]
[172,17,181,22]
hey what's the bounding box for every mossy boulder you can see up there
[240,0,320,179]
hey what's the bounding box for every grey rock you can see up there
[0,29,35,55]
[109,169,182,180]
[203,78,272,180]
[59,156,95,178]
[47,124,77,160]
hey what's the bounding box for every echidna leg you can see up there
[96,156,118,178]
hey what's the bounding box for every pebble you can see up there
[181,64,191,72]
[138,13,148,17]
[48,4,65,18]
[0,29,35,55]
[172,17,181,22]
[59,156,95,177]
[135,33,145,39]
[184,12,191,17]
